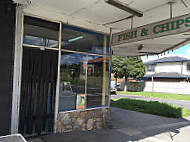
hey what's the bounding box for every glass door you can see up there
[19,47,58,136]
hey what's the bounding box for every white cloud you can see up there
[186,48,190,56]
[141,55,157,63]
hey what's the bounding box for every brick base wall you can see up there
[57,108,110,133]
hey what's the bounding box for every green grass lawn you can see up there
[117,91,190,101]
[111,98,190,118]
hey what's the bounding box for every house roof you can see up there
[87,57,103,63]
[143,72,190,79]
[80,57,103,64]
[144,56,190,65]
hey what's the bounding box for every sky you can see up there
[141,43,190,62]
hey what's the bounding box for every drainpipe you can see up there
[152,76,154,95]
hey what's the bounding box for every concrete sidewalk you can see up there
[28,107,190,142]
[112,94,190,110]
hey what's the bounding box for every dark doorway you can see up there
[19,47,58,136]
[0,0,15,136]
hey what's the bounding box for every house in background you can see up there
[143,55,190,95]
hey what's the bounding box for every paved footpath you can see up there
[28,107,190,142]
[111,94,190,110]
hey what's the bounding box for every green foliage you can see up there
[117,91,190,101]
[111,56,145,79]
[111,98,190,118]
[111,56,120,78]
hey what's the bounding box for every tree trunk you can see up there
[115,77,117,88]
[124,74,128,92]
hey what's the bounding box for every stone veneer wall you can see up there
[57,108,110,133]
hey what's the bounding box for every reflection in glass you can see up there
[59,52,86,111]
[86,56,109,108]
[105,58,110,106]
[62,25,109,55]
[23,16,59,48]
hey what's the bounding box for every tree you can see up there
[111,56,120,88]
[111,56,145,92]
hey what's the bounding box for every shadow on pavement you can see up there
[28,107,190,142]
[109,107,190,141]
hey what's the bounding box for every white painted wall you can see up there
[146,61,190,75]
[144,81,190,95]
[146,71,155,75]
[155,62,182,73]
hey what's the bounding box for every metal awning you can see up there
[13,0,190,56]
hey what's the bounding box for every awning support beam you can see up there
[105,0,143,17]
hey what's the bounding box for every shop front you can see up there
[7,0,189,138]
[11,8,111,136]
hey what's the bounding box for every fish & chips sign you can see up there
[112,14,190,46]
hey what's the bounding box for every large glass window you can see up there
[22,16,110,113]
[58,25,110,111]
[23,16,59,48]
[61,25,109,55]
[86,56,105,107]
[59,52,109,111]
[59,52,86,111]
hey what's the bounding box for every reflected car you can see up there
[111,81,117,95]
[116,83,121,91]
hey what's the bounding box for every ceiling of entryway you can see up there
[13,0,190,56]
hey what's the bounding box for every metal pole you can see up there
[54,22,62,133]
[169,2,173,19]
[131,16,133,29]
[85,56,88,109]
[108,28,112,108]
[11,5,24,134]
[102,35,107,106]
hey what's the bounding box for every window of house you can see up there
[187,63,190,71]
[146,65,155,72]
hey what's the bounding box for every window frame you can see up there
[146,65,155,72]
[21,14,111,114]
[61,24,109,55]
[187,62,190,71]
